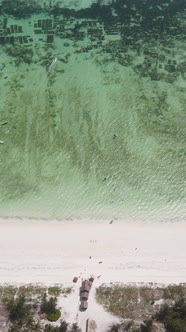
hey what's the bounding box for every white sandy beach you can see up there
[0,218,186,331]
[0,218,186,285]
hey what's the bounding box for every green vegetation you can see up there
[69,324,82,332]
[163,285,186,300]
[5,295,41,332]
[48,286,62,297]
[47,286,72,297]
[43,321,81,332]
[2,283,186,332]
[41,294,57,314]
[3,291,81,332]
[41,293,61,321]
[47,309,61,322]
[107,323,125,332]
[44,321,68,332]
[96,284,186,321]
[156,299,186,332]
[62,287,72,296]
[6,295,32,325]
[1,285,17,302]
[97,284,186,331]
[104,296,186,332]
[96,284,145,319]
[134,300,186,331]
[139,320,153,332]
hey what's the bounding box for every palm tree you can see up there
[107,323,121,332]
[69,323,82,332]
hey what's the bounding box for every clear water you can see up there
[0,0,185,221]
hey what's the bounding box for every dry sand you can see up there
[0,218,186,331]
[0,218,185,285]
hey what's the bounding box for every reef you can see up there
[5,45,34,64]
[0,0,185,83]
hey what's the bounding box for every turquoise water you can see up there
[0,1,185,221]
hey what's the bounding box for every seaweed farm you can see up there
[0,0,185,221]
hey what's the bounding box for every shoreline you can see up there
[0,215,186,223]
[0,218,186,286]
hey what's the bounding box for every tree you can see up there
[8,324,20,332]
[44,320,69,332]
[40,294,57,315]
[174,299,186,318]
[40,293,61,322]
[58,320,68,332]
[107,324,121,332]
[156,299,186,332]
[6,295,32,325]
[69,323,82,332]
[44,325,58,332]
[140,320,153,332]
[29,322,42,331]
[166,319,186,332]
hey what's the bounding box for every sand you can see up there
[57,278,121,331]
[0,218,186,285]
[0,218,186,330]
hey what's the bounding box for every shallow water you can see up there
[0,0,185,221]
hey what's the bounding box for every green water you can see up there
[0,1,185,221]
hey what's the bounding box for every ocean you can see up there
[0,0,185,221]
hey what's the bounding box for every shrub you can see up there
[48,286,62,296]
[62,287,72,295]
[41,294,57,315]
[47,309,61,322]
